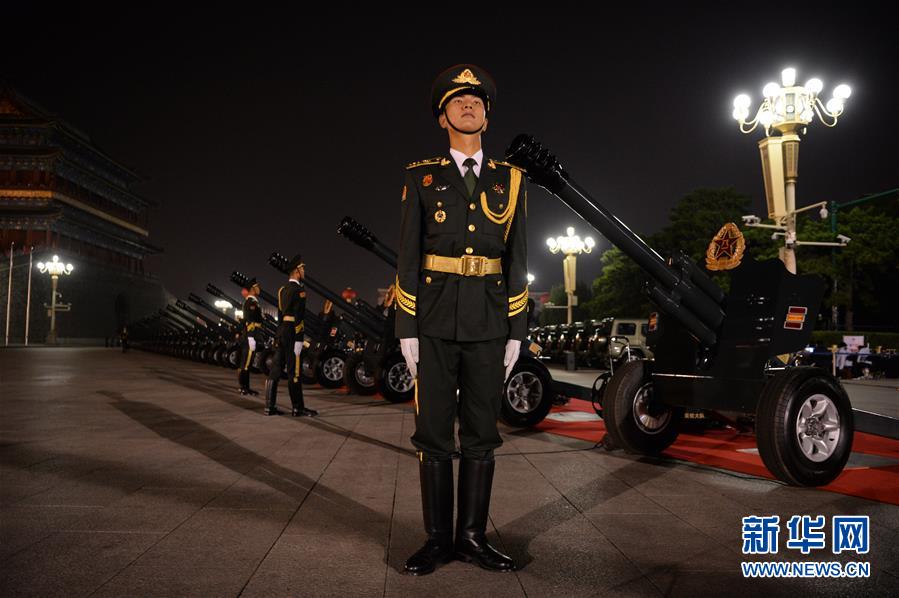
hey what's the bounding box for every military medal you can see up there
[422,174,433,187]
[493,183,505,194]
[434,209,446,223]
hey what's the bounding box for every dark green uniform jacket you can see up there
[277,280,306,335]
[242,295,264,340]
[395,156,528,343]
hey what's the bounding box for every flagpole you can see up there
[25,247,34,345]
[5,242,13,346]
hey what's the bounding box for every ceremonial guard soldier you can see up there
[264,254,318,417]
[396,64,528,575]
[237,278,263,396]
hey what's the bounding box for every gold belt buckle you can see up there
[461,255,486,276]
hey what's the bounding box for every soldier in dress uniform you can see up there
[264,254,318,417]
[237,278,263,396]
[396,64,528,575]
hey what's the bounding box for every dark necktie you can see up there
[463,157,478,196]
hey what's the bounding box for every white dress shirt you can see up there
[449,148,483,179]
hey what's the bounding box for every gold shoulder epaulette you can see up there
[488,159,526,173]
[406,157,449,170]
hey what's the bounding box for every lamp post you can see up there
[546,227,594,325]
[214,299,233,314]
[36,255,74,344]
[732,67,851,273]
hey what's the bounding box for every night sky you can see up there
[3,7,897,312]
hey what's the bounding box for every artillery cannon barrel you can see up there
[337,216,398,269]
[302,275,384,340]
[266,253,384,340]
[149,313,180,334]
[167,304,210,337]
[161,308,194,333]
[187,293,240,328]
[505,135,726,346]
[178,299,234,339]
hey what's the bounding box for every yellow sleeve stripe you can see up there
[508,289,528,317]
[395,275,417,316]
[278,286,284,312]
[508,288,528,304]
[395,275,417,302]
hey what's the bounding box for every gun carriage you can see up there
[506,135,853,486]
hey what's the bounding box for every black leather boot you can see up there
[289,379,317,417]
[403,458,454,575]
[455,458,515,571]
[264,379,282,415]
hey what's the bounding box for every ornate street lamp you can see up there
[732,67,851,273]
[546,226,595,324]
[36,255,74,344]
[214,299,233,313]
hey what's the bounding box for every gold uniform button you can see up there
[469,202,476,210]
[425,276,432,284]
[499,203,504,209]
[436,201,443,208]
[465,247,473,254]
[468,224,476,232]
[497,280,502,286]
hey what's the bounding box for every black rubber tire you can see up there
[378,351,414,403]
[500,359,554,427]
[756,368,853,487]
[300,352,317,384]
[250,348,266,374]
[227,346,240,369]
[602,360,682,454]
[260,349,276,377]
[316,348,346,389]
[345,352,378,395]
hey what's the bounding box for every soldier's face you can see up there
[440,94,487,133]
[295,264,305,280]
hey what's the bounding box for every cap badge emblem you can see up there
[452,69,481,85]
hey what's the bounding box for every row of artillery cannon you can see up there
[131,135,855,487]
[127,215,557,426]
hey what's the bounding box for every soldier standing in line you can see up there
[264,254,318,417]
[237,278,263,396]
[396,64,528,575]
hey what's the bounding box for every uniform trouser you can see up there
[412,335,506,460]
[267,326,304,409]
[237,333,257,389]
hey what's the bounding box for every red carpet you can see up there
[536,398,899,505]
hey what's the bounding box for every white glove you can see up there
[247,337,257,352]
[293,341,302,357]
[503,339,521,382]
[400,337,419,379]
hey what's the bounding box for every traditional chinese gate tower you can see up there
[0,87,166,343]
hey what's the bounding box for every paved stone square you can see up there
[1,348,897,597]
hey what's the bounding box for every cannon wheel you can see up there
[300,352,317,384]
[602,360,682,454]
[212,345,225,367]
[345,353,378,395]
[316,348,346,389]
[500,359,554,428]
[227,346,240,369]
[252,349,270,376]
[756,368,853,487]
[379,352,414,403]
